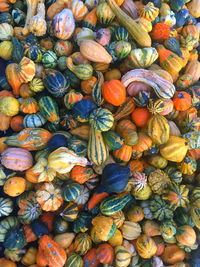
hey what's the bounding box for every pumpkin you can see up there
[142,220,161,237]
[1,148,33,171]
[0,96,19,116]
[91,216,116,242]
[102,80,126,106]
[36,183,63,211]
[0,198,13,217]
[127,206,144,222]
[74,233,92,255]
[138,2,159,21]
[136,234,157,259]
[108,229,123,247]
[53,232,75,249]
[149,195,173,221]
[20,97,39,114]
[96,244,114,264]
[173,92,192,111]
[52,9,75,40]
[161,244,185,264]
[10,115,24,132]
[3,177,26,197]
[115,246,131,267]
[176,225,196,246]
[121,221,141,240]
[60,202,79,222]
[132,132,152,152]
[38,235,66,267]
[160,136,189,162]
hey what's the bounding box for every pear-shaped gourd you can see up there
[48,147,89,173]
[66,57,93,80]
[164,37,182,58]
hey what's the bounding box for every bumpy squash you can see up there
[91,216,116,242]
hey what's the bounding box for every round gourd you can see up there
[121,221,141,240]
[53,217,69,234]
[176,225,196,246]
[89,108,114,131]
[65,253,83,267]
[60,202,79,222]
[102,80,126,106]
[91,216,116,242]
[74,186,90,205]
[0,96,19,116]
[136,234,157,259]
[42,50,57,68]
[74,233,92,255]
[29,77,44,92]
[111,211,125,228]
[73,212,93,233]
[23,112,47,128]
[115,246,131,267]
[96,2,115,25]
[96,243,114,264]
[4,227,26,250]
[3,177,26,197]
[61,182,82,202]
[108,229,123,247]
[0,198,13,217]
[20,97,39,114]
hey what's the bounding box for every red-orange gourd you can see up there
[10,115,24,132]
[102,80,126,106]
[173,91,192,111]
[96,244,114,264]
[131,107,151,127]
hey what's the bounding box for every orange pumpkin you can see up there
[127,206,144,222]
[36,183,63,211]
[173,91,192,111]
[102,80,126,106]
[84,248,100,267]
[132,132,152,152]
[20,98,39,114]
[129,160,144,174]
[81,76,97,94]
[0,112,11,131]
[10,115,24,132]
[96,244,114,264]
[25,168,39,183]
[18,57,35,84]
[176,225,196,246]
[5,63,22,96]
[131,107,151,127]
[3,176,26,197]
[161,244,185,265]
[19,84,35,98]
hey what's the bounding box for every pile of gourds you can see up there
[1,0,200,266]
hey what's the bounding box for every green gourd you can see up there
[66,57,93,80]
[102,130,124,150]
[0,198,13,217]
[0,216,19,242]
[164,37,182,58]
[38,96,60,124]
[92,71,104,106]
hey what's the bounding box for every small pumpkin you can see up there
[96,2,115,25]
[121,221,141,240]
[138,2,159,21]
[115,246,131,267]
[4,177,26,197]
[20,97,39,114]
[0,96,19,116]
[96,243,114,264]
[102,80,126,106]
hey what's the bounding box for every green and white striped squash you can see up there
[92,71,104,106]
[74,186,90,205]
[23,112,47,128]
[42,69,70,98]
[65,253,83,267]
[89,108,114,131]
[39,96,60,124]
[42,50,58,68]
[0,198,13,217]
[61,182,82,202]
[149,195,173,221]
[147,114,170,145]
[88,127,109,166]
[102,130,124,150]
[125,47,158,68]
[0,216,19,242]
[100,193,132,216]
[18,197,42,224]
[115,41,132,60]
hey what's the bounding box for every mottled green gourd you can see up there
[100,193,132,216]
[164,37,183,58]
[42,50,58,68]
[66,57,93,80]
[102,130,124,150]
[11,37,24,63]
[92,71,104,106]
[149,195,173,221]
[18,197,42,224]
[67,136,88,157]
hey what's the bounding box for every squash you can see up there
[187,0,200,18]
[61,182,81,202]
[88,127,109,166]
[66,57,93,80]
[5,63,22,95]
[80,40,112,64]
[91,216,116,242]
[0,198,13,217]
[147,114,170,145]
[39,96,60,125]
[121,69,176,99]
[74,233,92,255]
[21,247,37,266]
[96,243,114,264]
[3,227,26,250]
[138,2,159,21]
[121,221,141,240]
[29,2,46,37]
[0,216,20,243]
[132,132,152,152]
[60,201,79,222]
[102,80,126,106]
[20,97,39,114]
[3,177,26,197]
[64,90,83,110]
[108,229,123,247]
[52,9,75,40]
[107,0,151,47]
[36,183,63,212]
[136,234,157,259]
[173,91,192,111]
[161,244,185,264]
[96,2,115,24]
[0,96,19,116]
[0,258,17,267]
[65,253,83,267]
[53,233,75,249]
[18,57,35,84]
[103,130,124,151]
[176,225,196,246]
[149,195,173,221]
[113,144,132,164]
[115,246,131,267]
[42,51,58,69]
[23,113,46,128]
[0,112,11,132]
[148,169,170,195]
[142,220,161,237]
[100,193,132,216]
[1,148,33,171]
[160,136,189,162]
[73,211,92,233]
[83,7,97,29]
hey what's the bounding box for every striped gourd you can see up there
[89,108,114,131]
[190,205,200,230]
[115,41,132,60]
[61,182,82,202]
[61,202,79,222]
[191,187,200,208]
[88,127,109,166]
[74,233,92,255]
[149,195,173,221]
[115,246,131,267]
[114,27,129,41]
[100,193,132,216]
[38,96,60,124]
[114,97,135,121]
[164,167,182,184]
[23,112,47,128]
[92,71,104,106]
[163,183,189,210]
[42,69,69,97]
[0,216,19,242]
[102,130,124,150]
[147,114,170,145]
[24,44,43,63]
[0,198,13,217]
[65,253,83,267]
[66,57,93,80]
[18,197,42,224]
[67,136,88,156]
[121,69,176,99]
[42,51,58,68]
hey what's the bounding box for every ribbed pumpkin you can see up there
[132,132,152,152]
[74,233,92,255]
[136,235,157,259]
[52,9,75,40]
[1,148,33,171]
[102,80,126,106]
[20,97,39,114]
[0,198,13,217]
[150,195,173,221]
[127,206,144,223]
[89,108,114,131]
[36,183,63,211]
[18,197,42,224]
[138,2,159,21]
[60,202,79,222]
[121,221,141,240]
[91,216,116,242]
[71,165,97,184]
[18,57,35,84]
[38,235,66,267]
[176,225,196,246]
[115,246,131,267]
[4,177,26,197]
[113,144,132,164]
[42,69,69,98]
